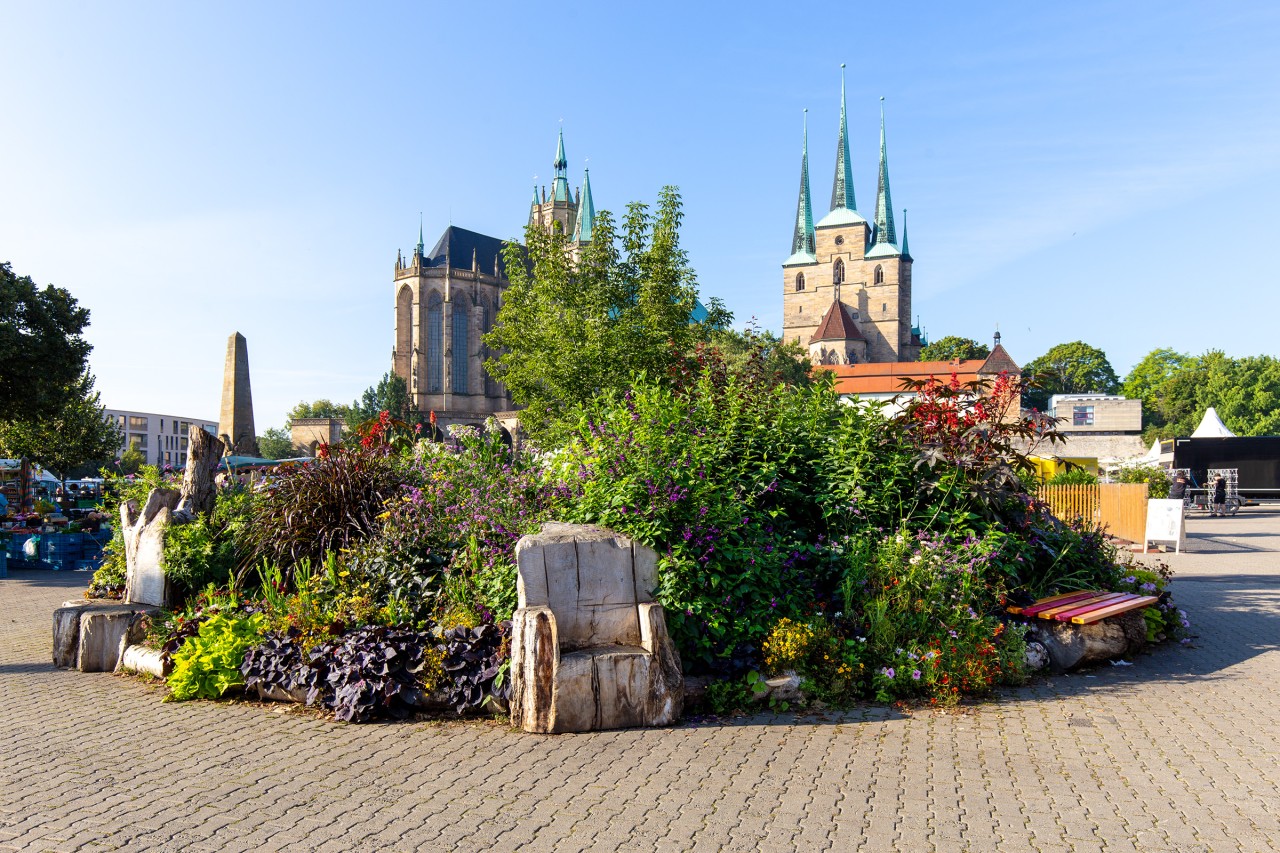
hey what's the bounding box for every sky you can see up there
[2,1,1278,430]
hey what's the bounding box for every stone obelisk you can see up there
[218,332,259,456]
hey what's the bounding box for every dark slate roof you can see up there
[426,226,515,278]
[979,343,1020,375]
[809,300,865,345]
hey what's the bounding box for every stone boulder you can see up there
[53,600,159,673]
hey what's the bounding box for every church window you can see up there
[426,292,443,393]
[874,265,884,285]
[882,303,887,314]
[452,301,470,393]
[833,259,845,285]
[834,235,845,246]
[795,272,805,292]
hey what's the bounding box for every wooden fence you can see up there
[1036,483,1149,543]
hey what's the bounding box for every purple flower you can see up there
[882,667,896,679]
[912,670,922,681]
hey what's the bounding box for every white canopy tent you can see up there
[1190,407,1236,438]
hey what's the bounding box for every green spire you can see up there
[900,208,910,259]
[873,98,896,247]
[416,212,424,256]
[830,65,856,212]
[552,128,571,202]
[573,168,595,243]
[790,110,816,258]
[531,184,539,205]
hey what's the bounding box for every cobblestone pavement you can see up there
[2,511,1279,853]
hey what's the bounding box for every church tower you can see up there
[529,129,580,238]
[782,73,922,363]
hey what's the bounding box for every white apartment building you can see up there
[104,409,218,469]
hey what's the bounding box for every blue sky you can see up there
[2,1,1277,429]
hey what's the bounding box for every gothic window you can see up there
[795,272,805,292]
[452,299,470,393]
[833,259,845,285]
[426,292,443,393]
[874,265,884,285]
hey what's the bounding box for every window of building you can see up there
[180,437,188,452]
[173,420,179,434]
[874,265,884,285]
[1072,405,1095,427]
[160,419,165,432]
[795,272,805,292]
[130,433,147,449]
[882,303,887,314]
[426,292,444,393]
[452,302,470,393]
[834,235,845,246]
[128,416,148,431]
[833,259,845,285]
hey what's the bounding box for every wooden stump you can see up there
[177,426,224,519]
[122,488,180,607]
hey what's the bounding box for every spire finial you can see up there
[789,110,816,258]
[901,208,910,258]
[574,165,596,243]
[415,212,424,257]
[872,99,897,247]
[830,64,856,212]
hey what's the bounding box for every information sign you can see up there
[1143,499,1185,554]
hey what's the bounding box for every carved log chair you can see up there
[509,523,683,734]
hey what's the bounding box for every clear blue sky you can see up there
[3,1,1277,429]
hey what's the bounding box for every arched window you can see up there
[480,299,500,398]
[795,272,806,292]
[874,265,884,285]
[426,292,443,393]
[452,299,470,393]
[833,259,845,285]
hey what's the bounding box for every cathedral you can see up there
[783,73,924,366]
[391,130,596,428]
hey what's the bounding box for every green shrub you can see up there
[166,612,265,701]
[1046,468,1098,486]
[1114,465,1170,499]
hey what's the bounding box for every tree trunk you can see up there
[177,426,224,519]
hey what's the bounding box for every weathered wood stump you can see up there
[1026,610,1147,670]
[510,522,683,734]
[52,600,159,672]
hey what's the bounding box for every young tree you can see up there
[257,427,295,460]
[0,374,122,497]
[485,186,729,438]
[117,446,145,475]
[918,335,990,362]
[349,371,415,425]
[0,262,92,421]
[703,325,811,387]
[1022,341,1120,412]
[286,399,354,427]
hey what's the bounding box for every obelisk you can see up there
[218,332,259,456]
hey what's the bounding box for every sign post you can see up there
[1143,499,1185,554]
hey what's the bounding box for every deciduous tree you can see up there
[918,335,990,362]
[1022,341,1120,412]
[0,262,92,421]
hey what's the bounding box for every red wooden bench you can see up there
[1006,590,1159,625]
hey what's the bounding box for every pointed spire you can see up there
[900,208,910,259]
[551,128,571,202]
[830,65,856,212]
[873,98,897,247]
[415,213,424,258]
[574,168,596,243]
[789,110,816,260]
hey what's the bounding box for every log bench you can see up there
[1007,590,1159,670]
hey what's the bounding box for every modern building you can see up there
[391,129,597,430]
[1047,394,1146,461]
[782,71,924,365]
[104,409,218,469]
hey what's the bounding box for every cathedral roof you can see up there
[426,226,510,277]
[809,299,865,344]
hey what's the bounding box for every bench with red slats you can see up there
[1006,590,1160,625]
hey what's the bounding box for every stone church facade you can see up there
[783,75,923,366]
[392,130,596,429]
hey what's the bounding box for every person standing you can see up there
[1170,472,1188,502]
[1211,475,1227,516]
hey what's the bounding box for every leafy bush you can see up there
[1046,468,1098,486]
[1114,465,1170,499]
[163,488,254,595]
[440,621,510,714]
[167,612,265,701]
[241,631,312,698]
[1114,564,1188,642]
[314,624,442,723]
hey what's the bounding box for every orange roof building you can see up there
[816,335,1019,400]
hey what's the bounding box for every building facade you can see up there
[104,409,218,469]
[783,74,923,365]
[392,130,597,429]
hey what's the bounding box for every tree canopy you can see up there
[0,374,121,482]
[484,186,729,439]
[919,336,990,362]
[1022,341,1120,412]
[0,262,92,421]
[257,427,295,460]
[1122,348,1280,441]
[349,371,414,425]
[286,399,353,427]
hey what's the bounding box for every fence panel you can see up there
[1098,482,1149,543]
[1037,485,1099,525]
